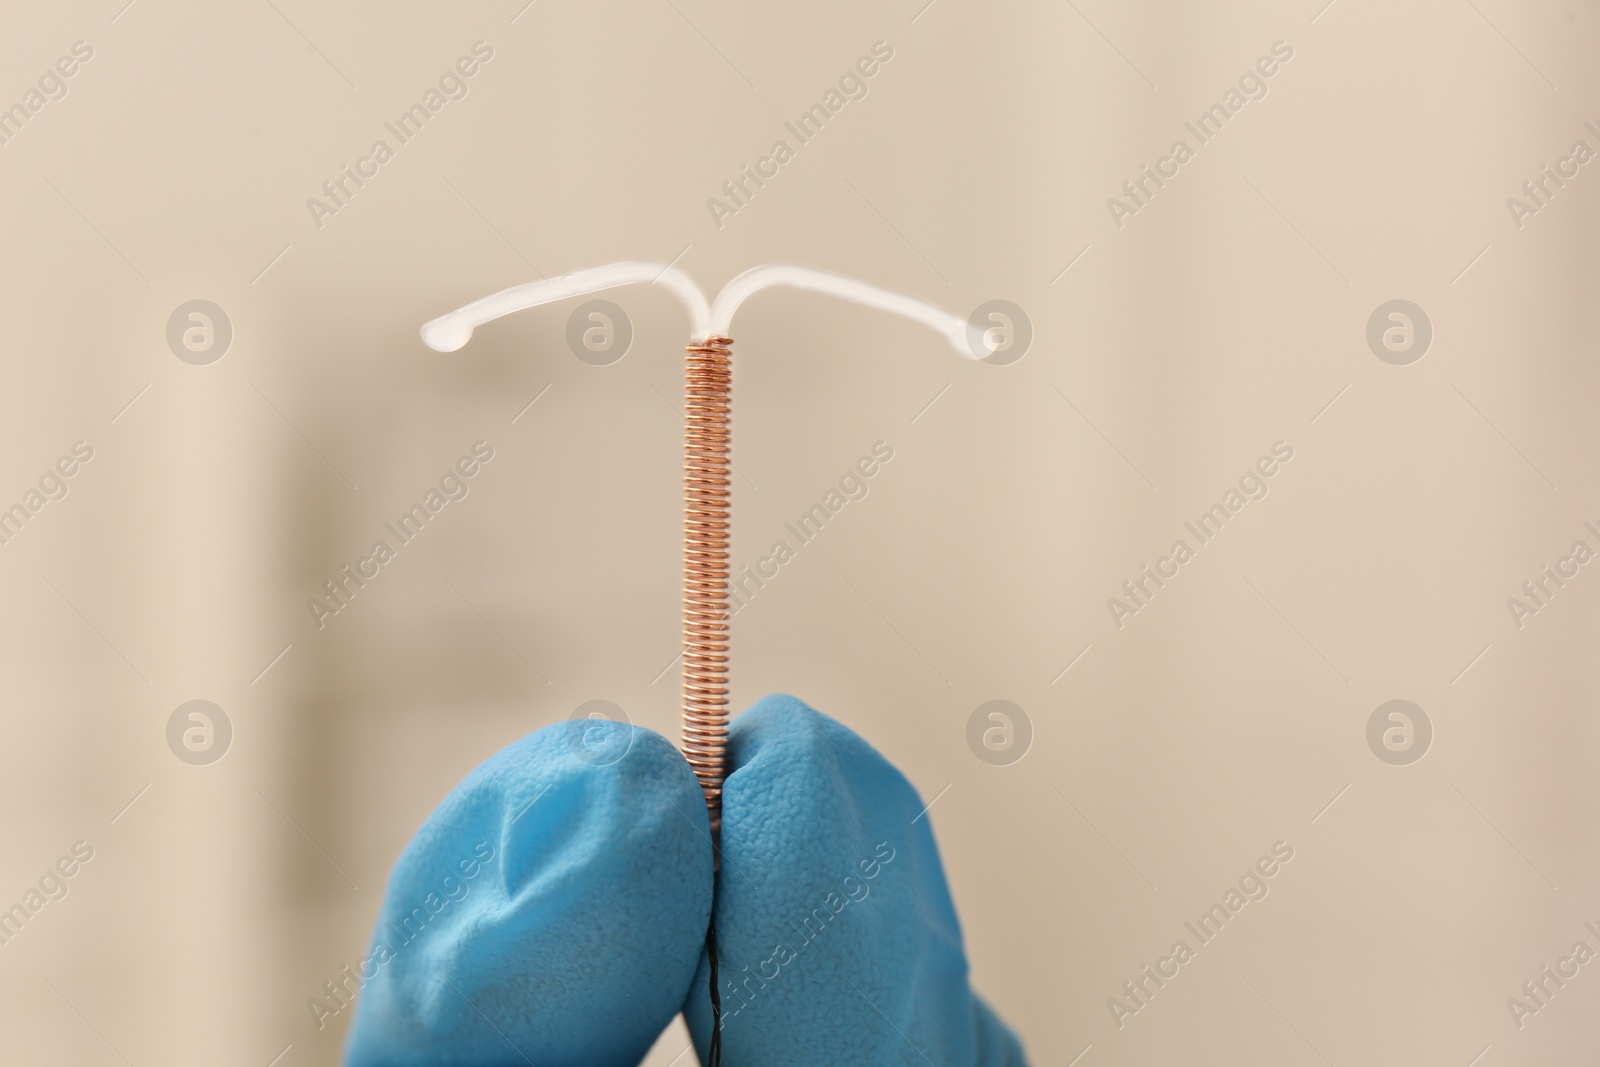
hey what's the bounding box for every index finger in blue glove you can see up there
[345,720,712,1067]
[683,694,1028,1066]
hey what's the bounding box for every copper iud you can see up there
[681,334,734,834]
[421,262,991,833]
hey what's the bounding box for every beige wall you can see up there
[0,0,1595,1064]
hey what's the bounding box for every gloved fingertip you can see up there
[347,719,713,1067]
[682,694,1030,1066]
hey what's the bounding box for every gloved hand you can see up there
[681,694,1026,1065]
[343,696,1027,1066]
[343,721,714,1067]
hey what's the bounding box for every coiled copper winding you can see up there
[682,336,733,833]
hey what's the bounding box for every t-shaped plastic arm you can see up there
[420,261,991,358]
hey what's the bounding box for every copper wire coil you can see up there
[683,336,733,833]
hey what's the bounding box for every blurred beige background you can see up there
[0,0,1596,1063]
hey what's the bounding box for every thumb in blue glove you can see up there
[682,694,1028,1066]
[343,719,713,1067]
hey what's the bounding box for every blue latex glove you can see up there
[682,694,1026,1065]
[344,696,1026,1066]
[344,721,713,1067]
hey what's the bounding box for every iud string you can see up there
[421,262,990,1063]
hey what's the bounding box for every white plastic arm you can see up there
[420,260,989,358]
[709,264,988,359]
[420,261,710,352]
